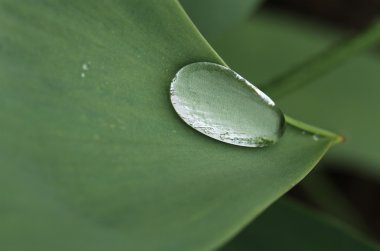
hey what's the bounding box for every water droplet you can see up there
[81,72,86,78]
[82,63,89,71]
[312,135,320,141]
[170,62,285,147]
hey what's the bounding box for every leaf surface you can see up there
[0,1,339,250]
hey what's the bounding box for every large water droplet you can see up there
[170,62,285,147]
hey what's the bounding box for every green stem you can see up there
[286,116,344,144]
[262,20,380,99]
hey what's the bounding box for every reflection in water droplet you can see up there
[170,62,285,147]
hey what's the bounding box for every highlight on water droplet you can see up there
[170,62,285,147]
[80,62,89,78]
[312,134,320,141]
[82,63,89,71]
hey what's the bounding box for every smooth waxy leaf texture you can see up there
[0,1,339,250]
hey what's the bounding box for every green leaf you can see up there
[220,199,380,251]
[0,1,339,250]
[213,11,380,176]
[180,0,263,39]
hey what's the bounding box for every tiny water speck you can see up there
[81,72,86,78]
[170,62,285,147]
[82,63,89,71]
[312,135,320,141]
